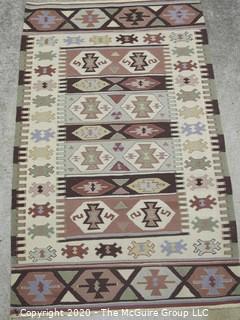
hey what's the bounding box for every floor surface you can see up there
[0,0,240,319]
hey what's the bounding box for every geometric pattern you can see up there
[65,174,176,197]
[71,269,123,302]
[66,123,171,140]
[11,0,239,316]
[70,201,118,233]
[71,9,109,29]
[131,267,181,299]
[27,10,65,31]
[12,263,240,307]
[67,92,169,124]
[127,200,176,231]
[64,194,181,239]
[69,95,113,121]
[187,266,237,297]
[25,5,203,32]
[124,142,169,170]
[69,144,114,172]
[160,5,202,26]
[66,47,165,76]
[67,76,167,93]
[66,140,174,175]
[15,272,64,305]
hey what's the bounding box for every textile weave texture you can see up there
[11,0,240,316]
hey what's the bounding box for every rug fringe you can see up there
[26,0,201,5]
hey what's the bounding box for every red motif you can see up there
[61,244,89,259]
[124,124,165,138]
[35,65,56,77]
[28,203,54,218]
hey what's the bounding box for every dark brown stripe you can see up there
[66,76,167,93]
[64,123,172,141]
[64,173,176,197]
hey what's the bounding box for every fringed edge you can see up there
[26,0,201,7]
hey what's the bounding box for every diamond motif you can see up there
[16,272,64,305]
[27,10,65,31]
[187,267,236,297]
[70,144,114,172]
[159,5,201,26]
[70,201,118,233]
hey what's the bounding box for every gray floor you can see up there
[0,0,240,319]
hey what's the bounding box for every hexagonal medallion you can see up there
[73,126,110,140]
[132,267,181,299]
[128,178,170,194]
[69,144,114,172]
[120,50,160,74]
[70,201,118,233]
[124,142,169,171]
[72,9,109,29]
[71,269,123,302]
[127,199,175,231]
[16,272,64,305]
[69,95,112,121]
[121,94,164,120]
[70,51,111,75]
[187,266,237,297]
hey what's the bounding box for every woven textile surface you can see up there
[11,0,240,316]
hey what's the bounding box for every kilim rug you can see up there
[11,0,240,317]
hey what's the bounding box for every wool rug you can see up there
[11,0,240,317]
